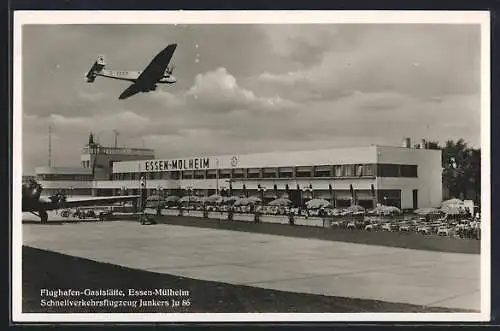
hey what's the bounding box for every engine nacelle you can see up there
[22,180,43,202]
[164,66,174,76]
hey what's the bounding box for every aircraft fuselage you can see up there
[96,70,176,84]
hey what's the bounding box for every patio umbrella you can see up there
[306,198,331,209]
[197,197,208,204]
[268,198,292,206]
[247,196,262,204]
[234,198,246,206]
[345,205,365,213]
[223,196,241,204]
[146,194,162,201]
[378,205,401,214]
[441,198,464,206]
[414,207,442,215]
[441,204,467,215]
[237,196,262,206]
[145,200,164,208]
[179,196,199,203]
[331,208,344,214]
[164,196,180,203]
[206,194,223,204]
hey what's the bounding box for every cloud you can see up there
[256,24,481,101]
[186,67,297,114]
[21,24,482,174]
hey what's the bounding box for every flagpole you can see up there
[216,158,219,195]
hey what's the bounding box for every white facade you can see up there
[32,145,442,208]
[113,146,378,173]
[35,166,94,196]
[106,145,442,209]
[375,146,442,209]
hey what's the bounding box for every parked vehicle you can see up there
[417,225,430,235]
[438,226,450,236]
[381,223,392,231]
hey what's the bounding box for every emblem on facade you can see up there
[230,156,239,167]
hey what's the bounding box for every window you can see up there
[182,171,193,179]
[232,169,245,178]
[206,171,216,179]
[247,169,260,179]
[232,172,245,179]
[278,167,293,178]
[219,170,231,179]
[333,165,343,177]
[377,164,400,177]
[296,166,312,178]
[354,164,364,177]
[314,165,331,177]
[364,164,375,177]
[344,165,354,177]
[279,172,293,178]
[194,171,205,179]
[262,168,277,178]
[401,165,418,177]
[170,171,181,180]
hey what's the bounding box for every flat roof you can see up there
[35,166,93,175]
[113,145,440,173]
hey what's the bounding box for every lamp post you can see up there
[157,184,161,203]
[156,185,163,216]
[258,185,266,207]
[69,186,74,198]
[216,159,219,195]
[303,186,312,205]
[225,179,232,197]
[186,185,193,210]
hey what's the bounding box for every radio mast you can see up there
[113,129,120,148]
[48,123,52,167]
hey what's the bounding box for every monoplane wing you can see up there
[34,195,140,212]
[135,44,177,86]
[118,83,142,100]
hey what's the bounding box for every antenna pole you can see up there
[113,129,120,148]
[48,123,52,167]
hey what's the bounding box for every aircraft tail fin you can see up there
[85,55,106,83]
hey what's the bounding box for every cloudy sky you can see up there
[21,23,481,174]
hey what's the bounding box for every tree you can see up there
[423,140,440,150]
[418,138,480,203]
[440,139,480,202]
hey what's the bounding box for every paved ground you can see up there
[23,246,469,313]
[152,213,480,254]
[22,216,480,311]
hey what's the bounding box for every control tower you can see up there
[80,133,155,181]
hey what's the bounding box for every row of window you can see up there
[112,164,418,181]
[37,174,93,181]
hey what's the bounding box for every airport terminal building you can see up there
[32,133,442,209]
[104,144,442,210]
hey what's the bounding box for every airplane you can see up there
[22,179,140,223]
[85,43,177,100]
